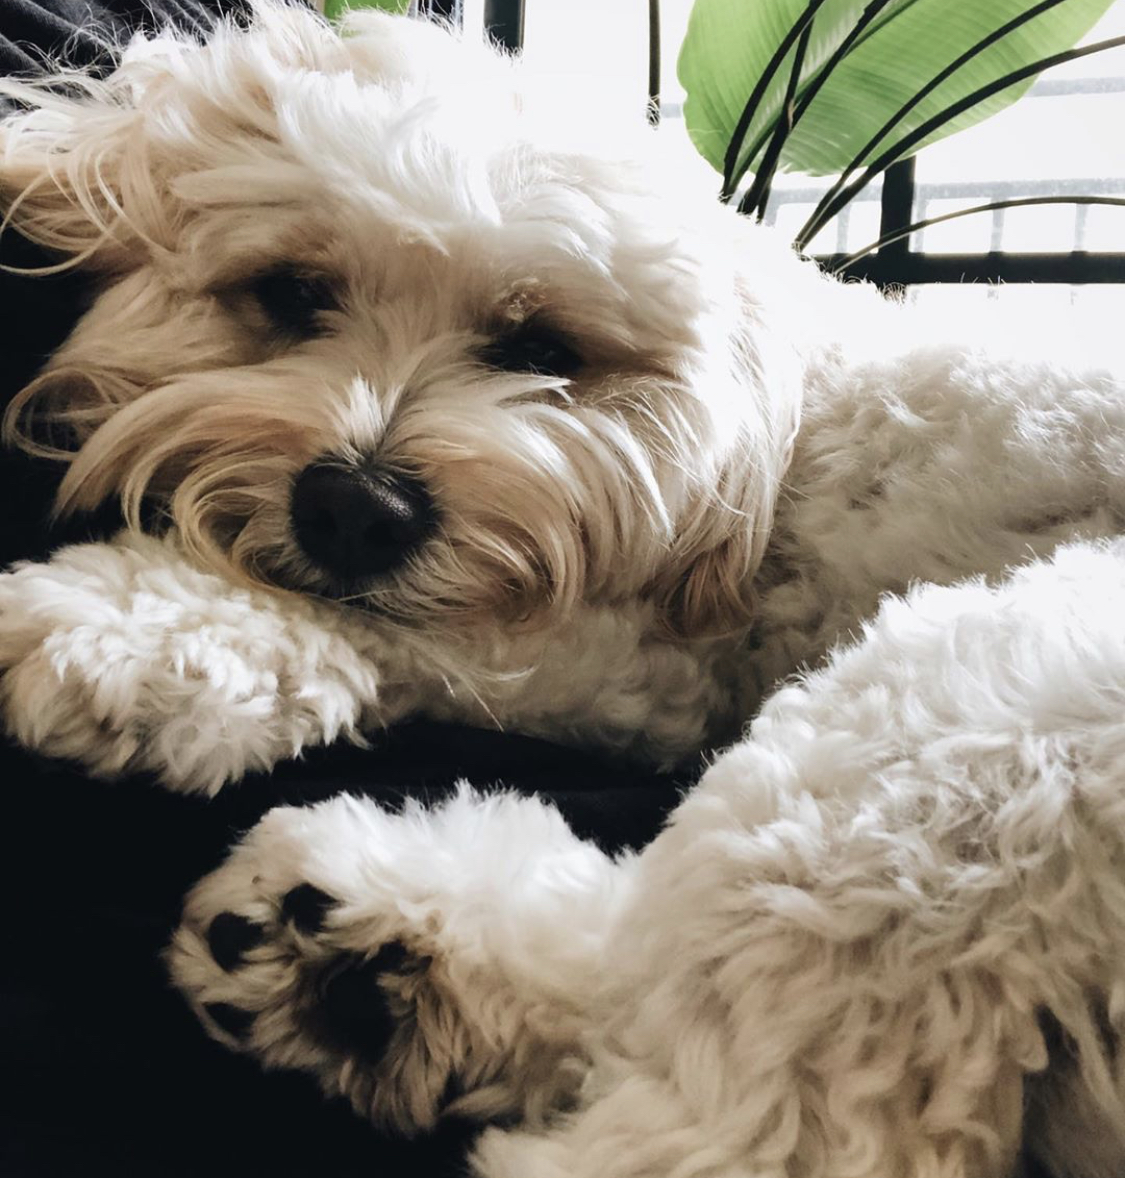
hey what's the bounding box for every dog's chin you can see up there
[223,531,564,633]
[223,537,417,621]
[277,570,393,618]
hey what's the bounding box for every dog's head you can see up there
[1,3,804,637]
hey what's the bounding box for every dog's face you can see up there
[1,6,801,636]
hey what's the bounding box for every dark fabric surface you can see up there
[0,0,240,76]
[0,5,687,1176]
[1,728,684,1178]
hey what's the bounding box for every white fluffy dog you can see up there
[3,6,1125,1175]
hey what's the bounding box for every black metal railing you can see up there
[411,0,523,51]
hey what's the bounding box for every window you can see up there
[451,0,1125,311]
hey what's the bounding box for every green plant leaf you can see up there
[324,0,411,23]
[678,0,1117,183]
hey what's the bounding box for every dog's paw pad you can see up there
[281,882,337,934]
[314,940,412,1062]
[203,1001,256,1041]
[206,911,266,972]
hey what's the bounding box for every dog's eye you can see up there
[249,267,338,338]
[481,323,582,378]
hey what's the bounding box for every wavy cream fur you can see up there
[3,7,1125,1174]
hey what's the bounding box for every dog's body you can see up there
[3,269,1120,790]
[3,7,1125,1175]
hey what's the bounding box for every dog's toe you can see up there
[206,911,266,972]
[179,876,411,1069]
[280,882,337,934]
[314,941,412,1062]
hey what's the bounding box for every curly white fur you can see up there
[170,539,1125,1178]
[4,6,1125,1174]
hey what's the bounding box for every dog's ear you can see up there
[0,7,319,272]
[651,456,783,640]
[653,517,764,640]
[0,73,149,273]
[650,246,806,640]
[0,7,510,273]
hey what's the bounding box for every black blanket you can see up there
[0,5,685,1174]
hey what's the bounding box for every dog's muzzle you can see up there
[290,459,435,583]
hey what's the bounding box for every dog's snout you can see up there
[291,460,434,581]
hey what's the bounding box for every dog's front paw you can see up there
[168,795,481,1133]
[0,533,384,792]
[169,791,607,1132]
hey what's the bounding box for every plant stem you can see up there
[739,17,816,220]
[792,0,897,126]
[721,0,832,201]
[796,0,1077,252]
[735,0,898,203]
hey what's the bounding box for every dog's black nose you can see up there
[291,460,434,581]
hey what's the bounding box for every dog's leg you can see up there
[475,541,1125,1178]
[0,531,416,793]
[166,787,630,1133]
[469,1056,1027,1178]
